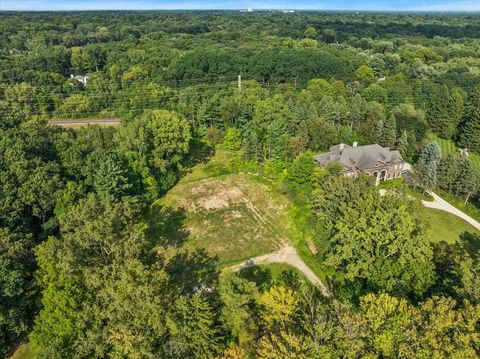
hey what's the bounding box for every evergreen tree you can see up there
[426,84,456,138]
[413,142,441,191]
[219,272,259,338]
[437,154,461,193]
[167,293,222,359]
[397,130,409,158]
[456,159,480,204]
[459,85,480,152]
[381,114,396,148]
[374,119,384,144]
[243,130,262,163]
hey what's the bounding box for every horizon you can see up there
[2,0,480,12]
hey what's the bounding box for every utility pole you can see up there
[238,74,242,92]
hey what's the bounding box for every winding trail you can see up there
[228,246,333,298]
[422,191,480,231]
[380,189,480,231]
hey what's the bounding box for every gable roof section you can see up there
[313,143,405,171]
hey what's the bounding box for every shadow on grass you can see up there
[427,232,480,299]
[146,203,220,293]
[182,138,214,172]
[458,231,480,256]
[167,248,219,295]
[238,266,272,290]
[237,265,304,292]
[147,204,189,248]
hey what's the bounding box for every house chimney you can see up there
[353,141,358,147]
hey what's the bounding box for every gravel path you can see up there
[423,191,480,231]
[228,246,333,298]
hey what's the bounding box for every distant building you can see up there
[314,143,407,184]
[70,74,90,86]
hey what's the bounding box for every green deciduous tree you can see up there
[223,128,242,151]
[285,151,316,196]
[313,176,434,297]
[31,195,172,358]
[0,229,34,357]
[93,154,132,199]
[116,109,191,198]
[391,103,428,141]
[355,64,375,84]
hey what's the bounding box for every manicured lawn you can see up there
[424,208,480,251]
[10,342,35,359]
[434,189,480,223]
[428,133,480,168]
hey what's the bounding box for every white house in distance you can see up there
[70,74,90,86]
[313,143,407,184]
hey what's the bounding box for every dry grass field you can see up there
[153,149,296,266]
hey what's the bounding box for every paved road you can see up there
[423,191,480,231]
[48,118,121,128]
[228,246,333,298]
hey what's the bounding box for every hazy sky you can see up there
[2,0,480,11]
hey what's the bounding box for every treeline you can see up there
[0,110,191,356]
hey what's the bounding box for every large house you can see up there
[313,143,407,184]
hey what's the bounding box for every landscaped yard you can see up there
[424,207,480,251]
[428,133,480,168]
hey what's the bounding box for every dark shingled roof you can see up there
[313,143,404,171]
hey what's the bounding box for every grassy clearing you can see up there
[153,149,298,267]
[9,342,35,359]
[428,133,480,168]
[424,207,480,251]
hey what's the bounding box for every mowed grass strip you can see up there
[428,134,480,168]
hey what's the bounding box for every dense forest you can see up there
[1,10,480,358]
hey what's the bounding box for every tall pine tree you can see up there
[427,84,458,139]
[382,114,397,148]
[459,86,480,152]
[412,142,441,191]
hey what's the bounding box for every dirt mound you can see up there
[190,179,244,211]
